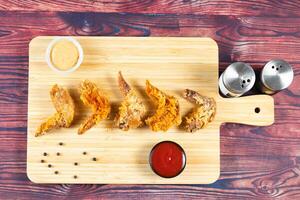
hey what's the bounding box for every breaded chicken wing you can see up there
[115,72,146,131]
[183,89,216,132]
[35,84,75,137]
[78,80,111,134]
[145,80,181,132]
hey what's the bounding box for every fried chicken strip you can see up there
[35,84,75,137]
[78,80,111,134]
[145,80,181,132]
[183,89,216,132]
[115,72,146,131]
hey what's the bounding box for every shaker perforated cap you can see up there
[222,62,256,95]
[261,59,294,91]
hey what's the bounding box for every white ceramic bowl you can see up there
[45,36,84,75]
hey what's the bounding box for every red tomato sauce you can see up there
[149,141,186,178]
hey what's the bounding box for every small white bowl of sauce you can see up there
[46,37,83,75]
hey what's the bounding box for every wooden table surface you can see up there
[0,1,299,199]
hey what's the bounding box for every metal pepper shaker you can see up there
[219,62,256,97]
[259,59,294,94]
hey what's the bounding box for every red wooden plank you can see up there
[0,0,299,17]
[0,12,300,65]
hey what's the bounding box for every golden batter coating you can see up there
[115,72,146,131]
[78,80,111,134]
[183,89,216,132]
[145,80,181,132]
[35,84,75,137]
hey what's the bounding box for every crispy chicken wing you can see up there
[78,80,111,134]
[183,89,216,132]
[115,72,146,131]
[35,84,75,137]
[145,80,181,132]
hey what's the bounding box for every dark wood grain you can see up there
[0,10,299,199]
[1,12,300,63]
[0,0,300,17]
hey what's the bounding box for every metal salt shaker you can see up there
[219,62,256,97]
[259,59,294,94]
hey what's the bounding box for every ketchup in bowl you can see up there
[149,141,186,178]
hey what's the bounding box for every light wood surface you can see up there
[27,36,274,184]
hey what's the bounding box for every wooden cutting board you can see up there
[27,37,274,184]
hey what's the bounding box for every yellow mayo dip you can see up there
[50,39,79,70]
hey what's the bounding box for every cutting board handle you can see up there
[217,95,274,126]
